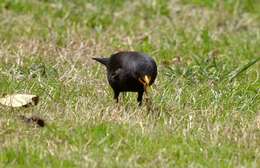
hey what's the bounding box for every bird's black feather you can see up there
[92,57,109,67]
[93,51,157,105]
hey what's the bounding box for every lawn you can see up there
[0,0,259,167]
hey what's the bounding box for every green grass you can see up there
[0,0,259,167]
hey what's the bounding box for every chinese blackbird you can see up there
[93,51,157,105]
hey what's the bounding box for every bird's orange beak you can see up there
[138,75,151,93]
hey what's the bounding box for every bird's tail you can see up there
[92,57,109,67]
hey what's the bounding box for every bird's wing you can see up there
[110,68,122,80]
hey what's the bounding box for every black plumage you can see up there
[93,51,157,105]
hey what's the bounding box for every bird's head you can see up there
[138,75,151,93]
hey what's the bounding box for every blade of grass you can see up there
[228,57,260,82]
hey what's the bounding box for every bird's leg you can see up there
[113,90,121,113]
[114,91,120,103]
[137,91,144,106]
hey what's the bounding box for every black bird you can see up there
[93,51,157,105]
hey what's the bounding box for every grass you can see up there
[0,0,259,167]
